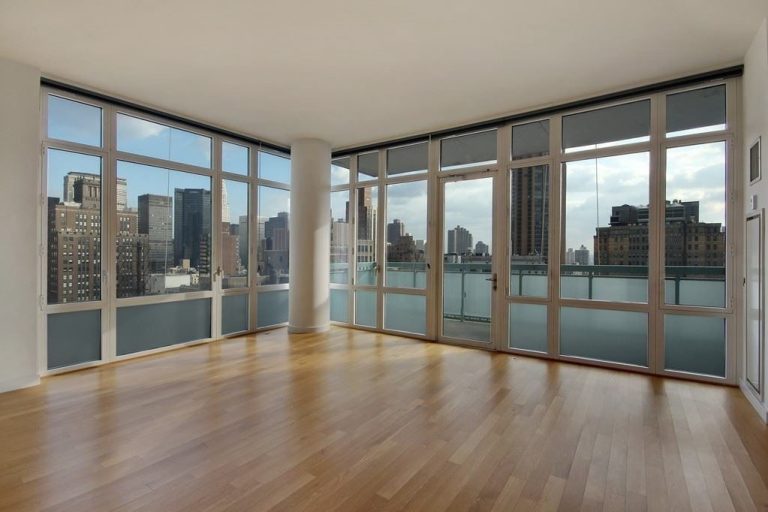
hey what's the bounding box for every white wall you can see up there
[742,19,768,421]
[0,58,41,392]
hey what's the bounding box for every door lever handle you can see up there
[485,273,498,290]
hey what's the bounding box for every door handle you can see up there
[485,273,498,290]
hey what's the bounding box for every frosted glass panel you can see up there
[667,85,726,137]
[257,290,288,327]
[385,294,426,335]
[563,100,650,152]
[47,310,101,369]
[560,307,647,366]
[222,294,248,335]
[331,289,349,323]
[664,315,725,377]
[509,303,547,353]
[117,299,211,355]
[387,142,428,176]
[441,130,497,170]
[512,120,549,160]
[355,290,376,328]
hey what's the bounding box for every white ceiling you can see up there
[0,0,766,150]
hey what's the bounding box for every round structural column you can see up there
[288,138,331,333]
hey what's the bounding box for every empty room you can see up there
[2,1,768,510]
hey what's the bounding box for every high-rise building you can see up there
[475,241,489,256]
[349,188,377,263]
[173,188,212,275]
[387,219,405,245]
[116,210,150,298]
[447,225,473,255]
[238,214,249,267]
[138,194,172,272]
[574,245,590,265]
[264,211,289,282]
[565,247,576,265]
[510,166,548,261]
[63,172,127,211]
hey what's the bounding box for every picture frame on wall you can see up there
[750,137,761,184]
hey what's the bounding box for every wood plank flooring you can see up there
[0,327,767,511]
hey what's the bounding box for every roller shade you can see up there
[563,100,650,150]
[441,129,497,169]
[512,120,549,159]
[666,85,725,135]
[387,141,428,176]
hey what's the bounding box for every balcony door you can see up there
[439,174,498,346]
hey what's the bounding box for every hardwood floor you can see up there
[1,327,767,511]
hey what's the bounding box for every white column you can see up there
[288,138,331,333]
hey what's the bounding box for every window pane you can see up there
[355,290,376,327]
[222,294,249,335]
[387,142,428,176]
[117,161,212,297]
[257,186,290,285]
[441,130,497,170]
[222,142,249,175]
[562,152,650,303]
[331,289,349,323]
[331,157,350,186]
[116,114,211,168]
[46,149,102,304]
[358,152,379,182]
[563,100,650,153]
[355,186,378,286]
[222,180,249,289]
[259,151,290,183]
[667,85,726,137]
[384,294,426,335]
[664,314,725,377]
[509,303,547,353]
[664,142,726,308]
[386,181,427,289]
[512,120,549,160]
[510,166,549,298]
[117,298,211,355]
[560,307,648,366]
[47,95,102,147]
[330,190,350,284]
[257,290,288,327]
[47,309,101,369]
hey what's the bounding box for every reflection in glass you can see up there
[257,186,290,285]
[563,100,650,153]
[48,95,102,147]
[562,152,650,303]
[221,180,248,289]
[442,177,493,342]
[331,157,350,186]
[330,190,350,284]
[259,151,290,183]
[441,130,497,170]
[46,149,103,304]
[222,142,249,175]
[386,181,427,289]
[355,187,378,286]
[512,120,549,160]
[387,142,428,176]
[116,113,211,168]
[358,152,379,182]
[664,142,726,307]
[560,307,648,366]
[116,161,212,297]
[510,166,548,297]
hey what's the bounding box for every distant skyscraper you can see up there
[510,166,548,261]
[565,248,576,265]
[238,214,249,267]
[575,245,590,265]
[138,194,172,272]
[387,219,405,245]
[447,225,473,255]
[475,241,489,256]
[349,188,377,263]
[263,211,289,283]
[173,188,212,275]
[63,171,126,210]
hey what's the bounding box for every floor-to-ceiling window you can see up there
[329,78,738,384]
[42,87,290,372]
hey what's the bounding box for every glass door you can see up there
[439,174,496,344]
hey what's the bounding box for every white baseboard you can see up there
[0,375,40,395]
[740,381,768,423]
[288,324,330,334]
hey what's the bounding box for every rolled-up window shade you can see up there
[666,85,725,135]
[563,100,650,150]
[512,120,549,159]
[441,130,497,169]
[387,141,428,176]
